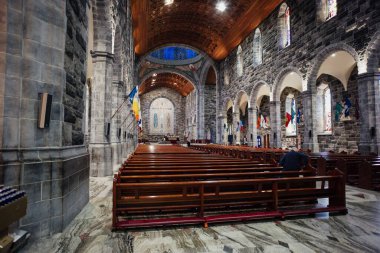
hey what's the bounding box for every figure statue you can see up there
[335,101,343,122]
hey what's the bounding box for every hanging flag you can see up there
[128,86,138,104]
[240,120,244,132]
[285,112,291,127]
[257,114,261,129]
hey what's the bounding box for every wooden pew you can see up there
[112,169,346,229]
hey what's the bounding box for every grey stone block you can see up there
[42,179,63,200]
[22,58,42,81]
[51,198,63,217]
[6,33,22,56]
[1,164,21,186]
[6,54,22,77]
[4,75,21,98]
[19,118,36,148]
[8,0,23,11]
[22,199,51,225]
[3,117,19,148]
[25,0,65,28]
[50,216,63,234]
[7,7,23,36]
[23,162,52,184]
[3,96,20,117]
[21,182,41,203]
[20,98,38,120]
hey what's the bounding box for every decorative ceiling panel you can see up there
[139,73,195,96]
[132,0,283,60]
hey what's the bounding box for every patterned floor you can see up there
[20,177,380,253]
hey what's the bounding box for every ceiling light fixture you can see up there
[216,1,227,12]
[153,73,157,77]
[331,53,336,57]
[165,0,174,6]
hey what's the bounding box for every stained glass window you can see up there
[278,3,291,49]
[150,46,198,60]
[253,29,263,66]
[237,46,243,76]
[325,0,337,20]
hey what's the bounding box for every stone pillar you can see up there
[357,73,380,154]
[197,84,205,139]
[217,115,227,144]
[233,112,240,144]
[270,101,281,148]
[0,0,90,239]
[89,51,114,176]
[248,107,258,147]
[301,91,319,152]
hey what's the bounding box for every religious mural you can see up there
[149,98,175,135]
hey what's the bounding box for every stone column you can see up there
[357,73,380,154]
[270,101,281,148]
[301,91,319,152]
[197,84,205,139]
[248,107,258,147]
[89,51,114,176]
[233,112,240,144]
[217,115,227,144]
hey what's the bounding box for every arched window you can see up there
[253,29,263,66]
[324,0,337,21]
[316,83,332,134]
[285,94,296,136]
[278,3,291,49]
[224,69,230,86]
[323,87,332,132]
[237,46,243,76]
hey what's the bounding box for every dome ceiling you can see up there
[132,0,283,60]
[139,73,195,96]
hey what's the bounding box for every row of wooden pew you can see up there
[112,144,347,230]
[191,144,380,191]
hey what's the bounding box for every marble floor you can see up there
[20,177,380,253]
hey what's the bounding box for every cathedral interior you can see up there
[0,0,380,252]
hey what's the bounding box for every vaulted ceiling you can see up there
[132,0,283,61]
[139,73,195,96]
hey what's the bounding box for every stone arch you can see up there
[139,69,198,93]
[307,43,359,92]
[250,81,271,108]
[273,67,303,101]
[365,30,380,73]
[234,90,250,112]
[222,97,234,115]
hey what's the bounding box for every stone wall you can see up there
[185,90,197,140]
[317,70,360,153]
[64,0,88,145]
[0,0,90,239]
[204,84,216,142]
[141,87,186,141]
[219,0,379,152]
